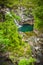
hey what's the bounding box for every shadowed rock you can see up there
[0,56,14,65]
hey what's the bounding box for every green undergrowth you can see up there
[0,12,32,63]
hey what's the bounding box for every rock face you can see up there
[37,34,43,63]
[14,6,34,25]
[21,31,43,65]
[28,33,43,65]
[19,18,34,25]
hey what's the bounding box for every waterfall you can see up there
[14,19,22,28]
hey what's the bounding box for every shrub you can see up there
[18,57,36,65]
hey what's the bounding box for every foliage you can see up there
[30,0,43,31]
[0,21,32,63]
[0,13,32,62]
[0,0,19,7]
[30,0,43,6]
[0,13,21,52]
[28,57,36,65]
[34,17,43,31]
[18,58,28,65]
[18,57,36,65]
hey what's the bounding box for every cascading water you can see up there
[14,19,22,28]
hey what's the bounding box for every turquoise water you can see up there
[18,24,33,32]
